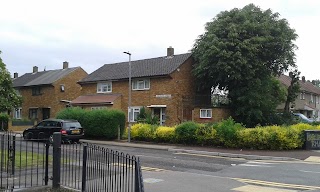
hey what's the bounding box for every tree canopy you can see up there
[192,4,298,126]
[0,51,22,111]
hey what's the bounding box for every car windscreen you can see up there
[63,122,82,130]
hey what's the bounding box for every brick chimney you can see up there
[14,72,18,78]
[167,46,174,56]
[302,76,306,83]
[33,66,38,73]
[63,61,69,69]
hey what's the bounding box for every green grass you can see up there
[0,151,52,168]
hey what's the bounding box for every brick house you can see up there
[72,47,230,126]
[278,75,320,120]
[12,62,87,121]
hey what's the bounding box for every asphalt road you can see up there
[95,144,320,192]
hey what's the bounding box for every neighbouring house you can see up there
[72,47,230,126]
[12,62,87,121]
[278,75,320,120]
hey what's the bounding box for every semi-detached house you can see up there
[12,62,87,121]
[72,47,230,126]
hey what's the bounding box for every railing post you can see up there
[52,133,61,189]
[11,135,16,175]
[81,145,88,192]
[44,141,49,185]
[134,158,144,192]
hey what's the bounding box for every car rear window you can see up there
[63,122,82,130]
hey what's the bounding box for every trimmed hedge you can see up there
[56,107,125,139]
[127,119,320,150]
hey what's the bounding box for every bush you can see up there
[155,126,175,143]
[195,124,217,145]
[130,123,157,141]
[175,121,200,144]
[0,113,9,131]
[56,107,125,139]
[214,117,244,147]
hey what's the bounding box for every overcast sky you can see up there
[1,0,319,80]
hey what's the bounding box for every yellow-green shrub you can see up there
[155,126,175,143]
[238,124,312,150]
[195,124,217,145]
[130,123,157,141]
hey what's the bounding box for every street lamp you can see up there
[123,51,132,143]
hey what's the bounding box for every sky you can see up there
[1,0,319,80]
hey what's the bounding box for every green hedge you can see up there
[0,113,9,131]
[56,107,126,139]
[128,118,320,150]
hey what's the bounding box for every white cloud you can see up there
[0,0,319,80]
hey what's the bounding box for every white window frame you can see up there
[300,92,305,100]
[132,79,150,90]
[14,108,22,119]
[200,109,212,119]
[128,107,141,122]
[97,82,112,93]
[317,96,319,104]
[311,94,314,103]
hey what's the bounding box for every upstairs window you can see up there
[97,82,112,93]
[300,92,305,100]
[311,95,314,103]
[200,109,212,119]
[132,79,150,90]
[32,87,41,96]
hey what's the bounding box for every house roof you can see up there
[278,75,320,95]
[13,67,80,88]
[71,94,121,105]
[79,53,192,83]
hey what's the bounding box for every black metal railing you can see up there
[0,132,49,191]
[0,132,144,192]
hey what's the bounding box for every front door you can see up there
[42,108,50,120]
[153,108,166,125]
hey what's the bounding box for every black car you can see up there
[23,119,84,143]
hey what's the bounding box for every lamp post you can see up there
[123,51,132,143]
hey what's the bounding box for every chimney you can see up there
[14,72,18,78]
[33,66,38,73]
[63,61,69,69]
[302,76,306,83]
[167,46,174,57]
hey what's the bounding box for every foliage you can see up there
[175,121,200,144]
[214,117,244,147]
[312,79,320,88]
[56,107,126,139]
[131,123,157,141]
[284,69,300,113]
[0,51,22,111]
[192,4,298,127]
[137,107,159,125]
[195,123,217,145]
[154,126,176,143]
[0,113,9,131]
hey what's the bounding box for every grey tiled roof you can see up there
[278,75,320,95]
[13,67,80,87]
[79,53,192,83]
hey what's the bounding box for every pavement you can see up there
[80,139,320,161]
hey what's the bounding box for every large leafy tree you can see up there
[192,4,298,126]
[0,51,22,111]
[284,69,300,113]
[312,79,320,88]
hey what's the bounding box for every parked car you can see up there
[292,113,314,123]
[23,119,84,143]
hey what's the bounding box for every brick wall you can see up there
[17,68,87,120]
[80,57,195,126]
[193,107,231,123]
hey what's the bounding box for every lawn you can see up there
[0,151,52,169]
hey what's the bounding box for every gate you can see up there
[0,132,144,192]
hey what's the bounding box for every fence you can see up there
[0,132,144,192]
